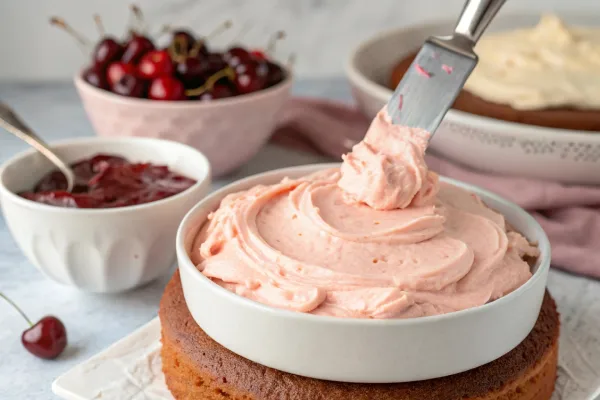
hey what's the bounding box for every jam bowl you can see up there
[176,164,551,383]
[0,137,210,293]
[74,70,293,178]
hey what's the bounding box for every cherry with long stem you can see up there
[0,292,68,359]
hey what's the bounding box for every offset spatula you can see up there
[387,0,506,137]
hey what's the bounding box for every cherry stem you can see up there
[185,67,236,96]
[188,20,233,58]
[130,4,146,34]
[229,21,253,46]
[154,24,171,40]
[93,14,105,36]
[168,36,188,62]
[206,20,233,40]
[0,292,33,327]
[50,17,91,47]
[266,30,286,55]
[287,53,296,70]
[188,40,204,58]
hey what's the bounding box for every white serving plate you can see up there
[176,164,551,383]
[53,318,172,400]
[346,13,600,185]
[51,311,599,400]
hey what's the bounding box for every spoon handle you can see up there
[0,103,76,192]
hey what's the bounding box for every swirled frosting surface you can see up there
[465,14,600,110]
[191,108,538,319]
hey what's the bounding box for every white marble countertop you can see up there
[0,79,599,399]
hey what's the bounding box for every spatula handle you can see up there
[454,0,506,43]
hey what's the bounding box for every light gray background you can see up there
[0,0,598,81]
[1,1,600,399]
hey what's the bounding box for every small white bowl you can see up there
[0,137,210,293]
[75,71,293,178]
[176,164,551,383]
[346,13,600,185]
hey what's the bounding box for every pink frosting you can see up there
[338,110,438,210]
[191,108,538,319]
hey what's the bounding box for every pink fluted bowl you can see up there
[74,72,293,177]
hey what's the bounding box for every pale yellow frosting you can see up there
[465,14,600,110]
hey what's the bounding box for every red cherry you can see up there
[176,57,210,88]
[149,76,186,101]
[172,30,197,53]
[198,83,236,101]
[0,292,67,360]
[22,316,68,359]
[250,50,266,60]
[206,53,228,73]
[112,74,148,98]
[266,62,286,87]
[137,50,174,79]
[106,62,136,88]
[223,46,252,68]
[82,66,109,90]
[93,37,124,67]
[121,35,155,64]
[234,60,268,94]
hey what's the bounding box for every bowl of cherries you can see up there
[53,8,292,177]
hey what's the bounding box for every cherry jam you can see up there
[19,154,196,209]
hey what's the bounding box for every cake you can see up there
[160,106,556,398]
[389,14,600,131]
[160,270,559,400]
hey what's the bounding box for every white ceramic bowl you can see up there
[0,137,210,293]
[75,71,293,178]
[346,13,600,185]
[176,164,551,383]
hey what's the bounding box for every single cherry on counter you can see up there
[22,316,68,360]
[0,292,67,359]
[19,154,196,209]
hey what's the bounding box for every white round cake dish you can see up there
[346,13,600,185]
[176,163,551,383]
[0,137,211,293]
[75,70,293,178]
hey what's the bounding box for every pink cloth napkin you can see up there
[271,98,600,278]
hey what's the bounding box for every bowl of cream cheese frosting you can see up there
[346,13,600,184]
[176,107,551,383]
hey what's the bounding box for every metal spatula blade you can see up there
[387,0,506,137]
[387,40,477,133]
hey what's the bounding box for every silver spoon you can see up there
[0,102,76,192]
